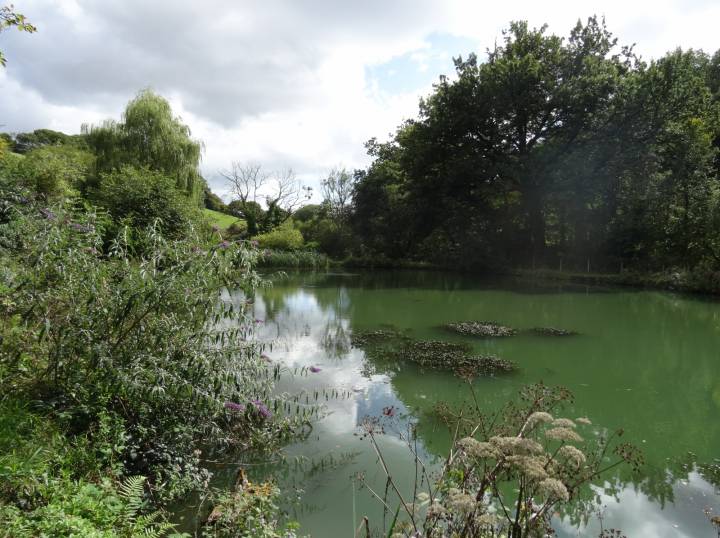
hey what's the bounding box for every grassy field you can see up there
[203,208,241,230]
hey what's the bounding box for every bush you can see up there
[226,220,248,239]
[92,166,198,242]
[0,398,178,537]
[0,150,24,187]
[0,189,299,500]
[254,221,304,250]
[17,146,94,198]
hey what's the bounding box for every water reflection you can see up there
[250,271,720,537]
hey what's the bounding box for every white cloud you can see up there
[1,0,719,198]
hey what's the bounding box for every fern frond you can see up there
[118,475,146,523]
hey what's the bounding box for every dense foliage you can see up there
[0,84,304,535]
[350,18,720,275]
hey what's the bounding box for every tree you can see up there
[264,167,310,219]
[0,4,36,67]
[220,161,266,206]
[83,90,205,200]
[221,162,311,234]
[474,17,630,265]
[321,167,355,223]
[351,17,652,271]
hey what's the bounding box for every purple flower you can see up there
[309,366,322,373]
[69,222,93,233]
[254,319,264,324]
[224,401,246,412]
[250,399,273,419]
[39,208,56,220]
[251,240,259,247]
[217,240,230,249]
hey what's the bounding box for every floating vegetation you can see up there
[400,340,472,365]
[350,328,411,347]
[398,341,516,377]
[528,327,579,337]
[352,328,517,378]
[443,321,516,337]
[459,355,516,376]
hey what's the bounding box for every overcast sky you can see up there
[1,0,719,199]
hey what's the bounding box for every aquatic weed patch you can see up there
[350,328,411,347]
[401,341,515,376]
[527,327,579,336]
[443,321,517,337]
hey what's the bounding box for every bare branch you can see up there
[266,167,312,218]
[220,161,267,204]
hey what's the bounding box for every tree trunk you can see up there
[525,190,546,267]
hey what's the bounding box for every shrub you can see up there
[92,165,198,242]
[226,220,248,239]
[17,146,94,198]
[0,189,298,500]
[255,221,304,250]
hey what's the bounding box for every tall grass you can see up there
[257,249,331,269]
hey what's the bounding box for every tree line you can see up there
[350,17,720,274]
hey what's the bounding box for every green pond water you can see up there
[205,271,720,537]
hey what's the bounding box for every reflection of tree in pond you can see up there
[320,320,351,358]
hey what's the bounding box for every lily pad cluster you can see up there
[402,340,516,376]
[444,320,579,338]
[444,321,516,337]
[351,329,516,377]
[350,328,411,347]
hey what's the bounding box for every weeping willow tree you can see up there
[83,89,205,201]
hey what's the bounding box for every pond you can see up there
[234,271,720,537]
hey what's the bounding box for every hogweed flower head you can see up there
[576,416,592,425]
[526,411,553,427]
[426,502,447,518]
[545,427,583,443]
[458,437,499,459]
[557,445,587,467]
[539,478,569,501]
[447,489,475,514]
[506,455,549,481]
[552,418,577,429]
